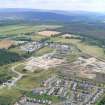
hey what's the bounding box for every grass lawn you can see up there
[0,25,27,34]
[16,75,41,90]
[16,69,56,90]
[26,92,61,103]
[0,87,22,105]
[0,65,15,84]
[32,46,54,57]
[96,95,105,105]
[31,35,47,41]
[9,47,26,56]
[66,53,79,63]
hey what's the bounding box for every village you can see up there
[14,76,104,105]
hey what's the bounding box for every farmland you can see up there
[0,24,62,35]
[38,31,61,37]
[0,40,15,49]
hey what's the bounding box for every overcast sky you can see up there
[1,0,105,12]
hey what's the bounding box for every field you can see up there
[32,46,54,57]
[0,40,15,49]
[0,65,14,84]
[0,87,22,105]
[9,47,26,56]
[38,31,61,37]
[31,35,47,41]
[0,24,62,35]
[26,92,60,103]
[16,69,56,90]
[96,95,105,105]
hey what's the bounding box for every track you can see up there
[9,63,25,88]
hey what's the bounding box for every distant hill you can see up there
[0,8,105,22]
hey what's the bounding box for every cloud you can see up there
[0,0,105,12]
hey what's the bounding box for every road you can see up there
[9,63,25,88]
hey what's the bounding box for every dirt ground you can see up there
[38,31,60,37]
[25,55,64,71]
[0,40,15,49]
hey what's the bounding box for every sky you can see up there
[1,0,105,12]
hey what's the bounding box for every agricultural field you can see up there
[31,35,47,41]
[38,31,61,37]
[0,40,15,49]
[0,24,62,35]
[9,47,27,56]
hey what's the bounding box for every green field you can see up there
[96,95,105,105]
[26,92,61,103]
[0,87,22,105]
[31,35,47,41]
[32,46,54,57]
[17,69,55,90]
[9,47,26,56]
[0,24,62,35]
[0,65,14,84]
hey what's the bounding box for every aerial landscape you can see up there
[0,0,105,105]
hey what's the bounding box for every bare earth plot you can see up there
[59,56,105,82]
[38,31,61,37]
[24,53,64,71]
[0,40,15,49]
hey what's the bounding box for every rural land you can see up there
[0,8,105,105]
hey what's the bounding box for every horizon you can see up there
[0,8,104,14]
[0,0,105,13]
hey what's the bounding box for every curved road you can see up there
[9,63,25,88]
